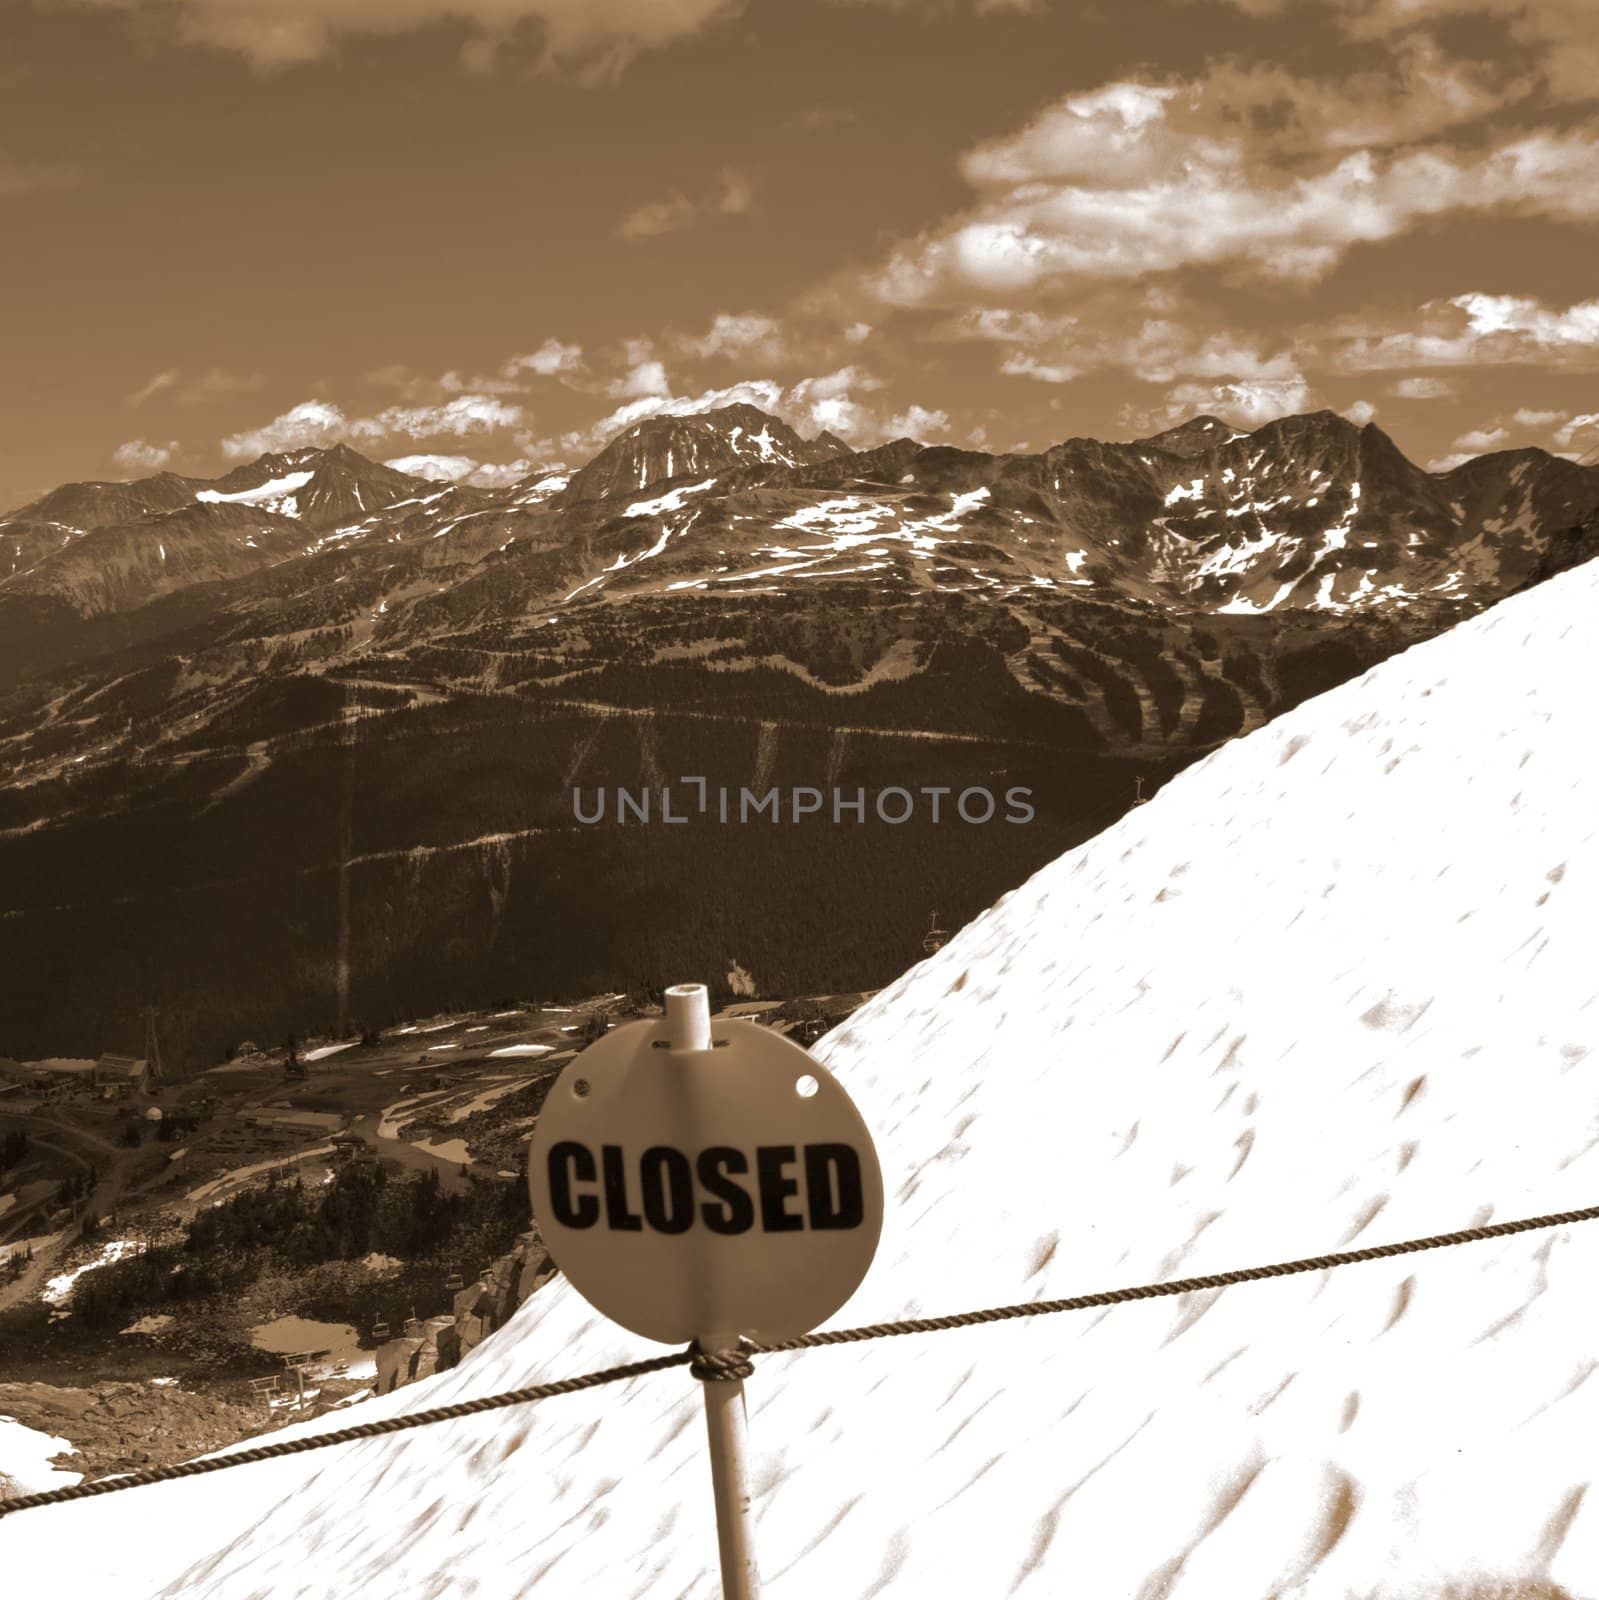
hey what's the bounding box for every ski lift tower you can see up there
[143,1006,166,1091]
[922,912,948,956]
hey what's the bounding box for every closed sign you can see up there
[529,1013,883,1345]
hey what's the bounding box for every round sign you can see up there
[528,1003,883,1346]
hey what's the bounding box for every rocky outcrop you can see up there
[372,1233,556,1398]
[0,1380,271,1484]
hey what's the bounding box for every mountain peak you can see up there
[1132,415,1246,457]
[562,403,837,504]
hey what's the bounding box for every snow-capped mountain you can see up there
[4,410,1594,639]
[1,403,1594,1070]
[191,444,429,532]
[558,402,847,504]
[6,552,1594,1599]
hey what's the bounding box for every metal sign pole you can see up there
[664,984,762,1600]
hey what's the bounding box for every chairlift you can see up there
[922,912,948,955]
[371,1318,391,1342]
[444,1271,465,1292]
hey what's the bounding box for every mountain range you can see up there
[5,549,1593,1599]
[0,403,1595,1066]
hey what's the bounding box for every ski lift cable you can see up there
[5,1196,1599,1519]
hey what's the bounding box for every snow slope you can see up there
[5,561,1599,1597]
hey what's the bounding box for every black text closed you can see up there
[547,1141,866,1234]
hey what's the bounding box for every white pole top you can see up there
[664,982,713,1051]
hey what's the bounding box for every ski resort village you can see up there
[0,990,871,1484]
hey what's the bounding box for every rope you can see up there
[689,1345,756,1383]
[0,1350,693,1518]
[747,1201,1599,1353]
[4,1198,1597,1519]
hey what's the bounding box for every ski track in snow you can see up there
[5,563,1599,1598]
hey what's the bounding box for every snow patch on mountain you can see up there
[195,471,315,516]
[623,478,717,518]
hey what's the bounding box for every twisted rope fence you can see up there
[5,1198,1598,1519]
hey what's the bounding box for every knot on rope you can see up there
[689,1341,755,1383]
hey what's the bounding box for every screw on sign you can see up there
[529,982,884,1600]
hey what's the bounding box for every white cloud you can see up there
[1392,377,1457,400]
[1344,399,1378,426]
[1333,293,1599,372]
[1554,413,1599,451]
[384,452,534,488]
[1127,376,1316,434]
[113,438,180,473]
[221,394,524,459]
[1425,424,1515,471]
[1213,0,1599,108]
[536,365,898,462]
[383,453,481,481]
[608,358,671,399]
[948,303,1308,395]
[683,312,784,361]
[370,395,526,438]
[128,367,266,408]
[51,0,744,76]
[507,338,585,378]
[617,167,755,239]
[127,370,179,408]
[842,322,873,344]
[885,404,951,440]
[863,60,1599,306]
[1512,407,1569,427]
[176,368,267,405]
[221,400,347,458]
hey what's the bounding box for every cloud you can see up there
[1512,407,1568,427]
[885,404,951,440]
[533,365,897,463]
[50,0,745,77]
[1331,293,1599,372]
[127,371,180,408]
[842,322,873,344]
[616,167,755,239]
[176,368,267,405]
[1554,413,1599,452]
[825,0,1043,12]
[1392,376,1457,399]
[128,367,267,408]
[944,301,1310,396]
[507,338,585,378]
[608,358,672,399]
[372,340,588,403]
[383,452,534,487]
[861,57,1599,306]
[1125,376,1316,435]
[679,312,785,363]
[795,105,858,131]
[1211,0,1599,108]
[221,394,525,458]
[1344,400,1378,426]
[1424,421,1519,471]
[113,438,181,473]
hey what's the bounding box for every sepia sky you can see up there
[1,0,1596,507]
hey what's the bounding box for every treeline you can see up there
[71,1165,529,1330]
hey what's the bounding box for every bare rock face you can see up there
[0,1380,266,1482]
[373,1232,557,1400]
